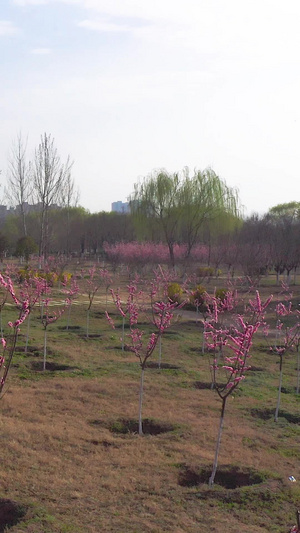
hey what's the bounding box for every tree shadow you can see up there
[90,417,176,435]
[178,465,266,489]
[145,362,180,370]
[30,361,79,372]
[250,408,300,424]
[0,499,27,533]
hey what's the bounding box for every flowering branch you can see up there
[205,290,272,487]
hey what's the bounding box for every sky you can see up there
[0,0,300,216]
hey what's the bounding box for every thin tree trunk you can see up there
[202,318,207,354]
[122,316,125,351]
[43,327,47,371]
[211,346,223,390]
[25,313,30,353]
[86,309,90,338]
[138,366,145,435]
[39,208,46,259]
[105,288,108,312]
[66,304,71,331]
[168,242,175,267]
[158,335,162,369]
[21,205,27,237]
[209,397,226,487]
[275,355,283,422]
[296,347,300,395]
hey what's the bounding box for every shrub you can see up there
[215,288,227,302]
[189,285,208,312]
[167,283,183,304]
[197,266,214,278]
[58,272,73,283]
[15,236,37,262]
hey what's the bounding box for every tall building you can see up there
[111,201,130,214]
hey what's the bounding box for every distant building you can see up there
[111,201,130,214]
[15,202,61,213]
[0,202,62,222]
[0,205,14,221]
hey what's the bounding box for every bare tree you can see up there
[5,132,32,236]
[33,133,73,258]
[60,171,80,255]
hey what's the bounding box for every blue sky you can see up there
[1,0,300,214]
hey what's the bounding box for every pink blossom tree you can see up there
[129,299,179,435]
[205,291,272,487]
[17,275,50,353]
[148,266,182,368]
[40,278,78,370]
[269,300,300,421]
[0,287,7,338]
[0,273,31,393]
[107,281,179,435]
[108,282,141,351]
[81,266,110,338]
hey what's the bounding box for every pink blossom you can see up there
[105,311,115,329]
[233,376,245,383]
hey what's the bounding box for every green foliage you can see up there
[215,288,227,301]
[189,284,208,312]
[269,201,300,219]
[130,167,241,265]
[58,272,73,283]
[167,282,183,304]
[15,235,38,261]
[0,231,8,259]
[17,268,72,286]
[197,266,214,278]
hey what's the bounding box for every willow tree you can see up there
[180,168,241,259]
[268,201,300,219]
[130,170,182,266]
[130,167,241,265]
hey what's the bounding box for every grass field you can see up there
[0,273,299,532]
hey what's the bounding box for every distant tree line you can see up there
[1,132,300,280]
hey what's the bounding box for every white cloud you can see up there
[13,0,81,4]
[31,47,52,54]
[72,0,300,71]
[0,20,19,36]
[13,0,48,5]
[78,18,131,33]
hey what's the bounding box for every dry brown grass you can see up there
[0,272,299,532]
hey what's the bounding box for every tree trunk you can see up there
[86,309,90,338]
[122,316,125,351]
[275,355,283,422]
[66,304,71,331]
[25,313,30,353]
[209,397,227,487]
[296,347,300,395]
[138,366,145,436]
[158,335,162,369]
[43,327,47,371]
[168,242,175,267]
